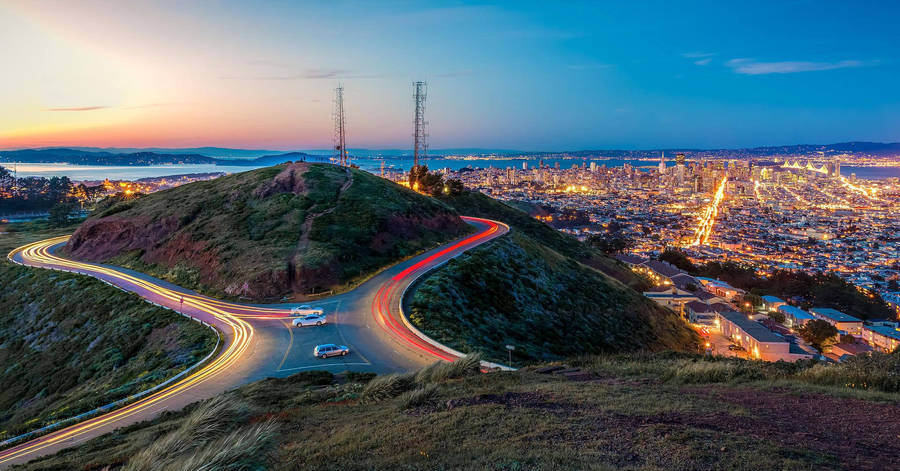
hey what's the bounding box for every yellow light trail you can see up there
[690,176,727,246]
[0,237,257,465]
[839,176,882,202]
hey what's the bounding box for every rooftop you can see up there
[719,310,786,344]
[810,307,862,324]
[865,325,900,341]
[777,305,815,319]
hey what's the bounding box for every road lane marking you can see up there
[276,320,294,371]
[276,362,371,372]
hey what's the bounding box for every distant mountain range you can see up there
[0,148,319,167]
[0,142,897,167]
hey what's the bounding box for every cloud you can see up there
[220,68,353,80]
[568,63,612,71]
[726,58,872,75]
[44,106,106,112]
[682,52,715,59]
[693,58,712,66]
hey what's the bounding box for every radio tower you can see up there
[333,85,348,166]
[412,81,427,168]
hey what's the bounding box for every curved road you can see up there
[0,216,508,467]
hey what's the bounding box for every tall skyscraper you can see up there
[659,151,666,174]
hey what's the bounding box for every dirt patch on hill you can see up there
[656,386,900,470]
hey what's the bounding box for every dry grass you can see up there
[123,397,248,471]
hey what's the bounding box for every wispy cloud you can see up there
[682,52,715,66]
[568,63,612,71]
[726,58,873,75]
[220,68,353,80]
[44,106,106,112]
[682,52,715,59]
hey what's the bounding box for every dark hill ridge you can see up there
[66,163,468,300]
[0,148,315,166]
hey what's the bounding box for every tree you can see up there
[587,234,633,254]
[767,311,786,325]
[443,178,464,196]
[743,293,763,309]
[797,319,839,351]
[658,248,697,272]
[48,202,74,227]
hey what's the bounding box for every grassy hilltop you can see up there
[66,163,469,301]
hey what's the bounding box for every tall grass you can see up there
[174,420,277,471]
[362,354,483,403]
[124,397,248,471]
[582,351,900,393]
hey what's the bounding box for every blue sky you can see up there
[2,0,898,150]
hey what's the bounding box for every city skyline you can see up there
[2,1,899,151]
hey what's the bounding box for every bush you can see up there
[398,384,440,410]
[415,353,482,383]
[360,373,416,403]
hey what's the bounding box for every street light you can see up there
[505,345,515,366]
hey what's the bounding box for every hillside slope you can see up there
[410,231,697,362]
[16,354,900,471]
[437,190,646,289]
[0,225,215,441]
[66,163,469,300]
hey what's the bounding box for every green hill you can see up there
[0,224,215,441]
[403,190,695,362]
[436,191,647,289]
[66,163,469,301]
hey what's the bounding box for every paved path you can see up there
[0,216,508,467]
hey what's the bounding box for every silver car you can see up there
[292,313,326,327]
[313,344,349,359]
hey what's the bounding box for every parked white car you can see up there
[313,344,349,358]
[290,305,324,316]
[292,313,327,327]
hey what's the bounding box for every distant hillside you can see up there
[65,163,469,300]
[0,148,316,167]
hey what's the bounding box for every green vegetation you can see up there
[67,163,469,301]
[659,248,894,319]
[410,232,699,364]
[0,223,216,441]
[438,190,646,289]
[17,353,900,471]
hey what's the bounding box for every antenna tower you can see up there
[412,81,427,168]
[333,85,348,166]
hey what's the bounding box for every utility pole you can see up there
[333,85,348,166]
[413,81,427,168]
[410,81,428,189]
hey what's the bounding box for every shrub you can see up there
[398,384,440,410]
[360,373,416,403]
[124,397,248,471]
[415,353,483,383]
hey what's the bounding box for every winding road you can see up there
[0,216,508,467]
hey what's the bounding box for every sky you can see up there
[1,0,899,151]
